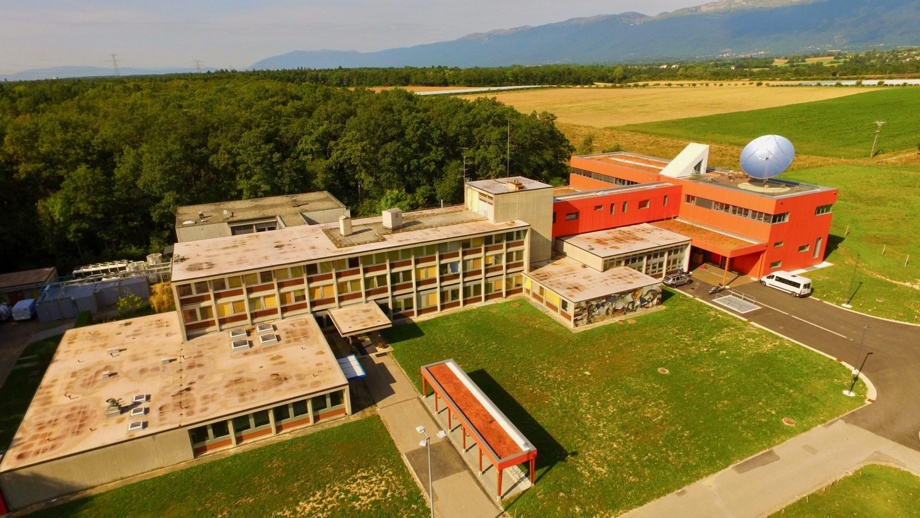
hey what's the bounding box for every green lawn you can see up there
[386,297,864,516]
[616,88,920,159]
[785,164,920,321]
[772,464,920,518]
[0,336,62,450]
[28,416,426,518]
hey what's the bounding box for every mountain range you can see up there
[252,0,920,70]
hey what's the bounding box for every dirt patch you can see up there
[273,467,408,517]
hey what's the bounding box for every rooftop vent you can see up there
[223,209,233,218]
[102,371,117,379]
[339,215,353,237]
[198,211,205,219]
[256,323,275,334]
[107,347,122,357]
[130,407,148,417]
[231,339,251,352]
[259,334,279,346]
[127,421,146,433]
[382,208,403,230]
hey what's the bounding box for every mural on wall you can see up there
[573,284,662,327]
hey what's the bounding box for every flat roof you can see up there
[328,302,392,337]
[650,219,762,251]
[527,257,661,302]
[581,152,834,198]
[467,176,553,195]
[172,206,529,282]
[554,182,673,202]
[558,223,690,259]
[176,191,346,229]
[1,313,346,472]
[0,267,57,291]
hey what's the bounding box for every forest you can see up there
[0,77,573,274]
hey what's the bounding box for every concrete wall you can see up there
[0,429,193,510]
[300,207,350,225]
[492,188,554,264]
[176,223,231,243]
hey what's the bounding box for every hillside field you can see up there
[462,84,877,128]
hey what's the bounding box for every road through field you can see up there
[461,85,879,127]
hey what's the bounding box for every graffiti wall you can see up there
[572,283,661,327]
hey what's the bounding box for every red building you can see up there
[561,145,838,282]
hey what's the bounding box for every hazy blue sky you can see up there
[1,1,705,73]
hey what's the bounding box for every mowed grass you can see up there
[617,88,920,158]
[462,84,875,127]
[386,297,863,516]
[770,464,920,518]
[0,337,62,450]
[28,416,426,518]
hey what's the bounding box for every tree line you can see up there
[0,78,572,274]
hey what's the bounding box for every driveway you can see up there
[681,280,920,450]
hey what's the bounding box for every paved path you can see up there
[624,419,920,518]
[360,352,503,518]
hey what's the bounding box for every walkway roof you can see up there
[328,301,392,337]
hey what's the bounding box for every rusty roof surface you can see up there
[0,313,345,472]
[176,191,345,229]
[0,267,57,290]
[649,219,762,251]
[558,223,690,259]
[171,206,529,283]
[527,257,660,302]
[467,176,553,195]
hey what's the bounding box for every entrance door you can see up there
[813,237,823,259]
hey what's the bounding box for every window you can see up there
[211,278,227,291]
[337,279,361,294]
[663,195,669,206]
[259,271,273,284]
[443,288,460,302]
[463,283,483,299]
[685,195,697,205]
[561,300,569,312]
[565,212,578,221]
[772,213,789,224]
[329,391,344,407]
[416,266,436,280]
[232,415,251,433]
[390,270,413,285]
[815,204,833,215]
[248,294,277,311]
[365,275,387,289]
[274,268,290,281]
[798,244,810,253]
[770,260,782,268]
[774,241,784,248]
[193,281,209,294]
[485,254,503,266]
[280,290,306,305]
[622,201,628,213]
[464,258,483,272]
[252,410,270,428]
[182,305,214,323]
[305,264,319,276]
[594,205,603,211]
[176,284,192,297]
[394,296,414,313]
[312,395,328,412]
[552,212,557,224]
[243,273,258,286]
[309,285,334,300]
[639,199,650,210]
[610,203,616,215]
[227,276,243,289]
[216,300,246,318]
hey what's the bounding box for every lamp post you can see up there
[416,425,447,518]
[844,351,873,397]
[842,253,860,308]
[852,325,870,375]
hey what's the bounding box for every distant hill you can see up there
[252,0,920,69]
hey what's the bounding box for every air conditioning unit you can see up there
[127,421,146,433]
[259,334,279,345]
[231,339,251,351]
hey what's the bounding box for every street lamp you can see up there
[842,253,860,308]
[844,351,873,397]
[852,325,870,376]
[417,425,447,518]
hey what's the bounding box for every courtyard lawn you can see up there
[771,464,920,518]
[27,416,425,518]
[0,336,62,450]
[386,297,864,516]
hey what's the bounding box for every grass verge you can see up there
[27,416,426,518]
[0,336,62,450]
[771,464,920,517]
[385,297,864,516]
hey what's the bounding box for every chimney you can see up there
[382,208,403,230]
[339,215,352,236]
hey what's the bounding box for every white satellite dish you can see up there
[740,135,795,181]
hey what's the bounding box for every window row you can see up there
[571,168,639,187]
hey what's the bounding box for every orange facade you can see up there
[566,155,838,278]
[552,183,681,238]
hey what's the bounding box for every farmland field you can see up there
[461,84,877,127]
[387,298,864,516]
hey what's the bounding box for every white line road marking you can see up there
[752,299,850,340]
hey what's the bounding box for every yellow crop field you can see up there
[460,84,876,127]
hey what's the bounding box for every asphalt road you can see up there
[680,280,920,451]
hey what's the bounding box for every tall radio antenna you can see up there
[110,54,120,76]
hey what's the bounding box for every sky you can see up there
[0,0,706,74]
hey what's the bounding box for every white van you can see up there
[760,271,812,297]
